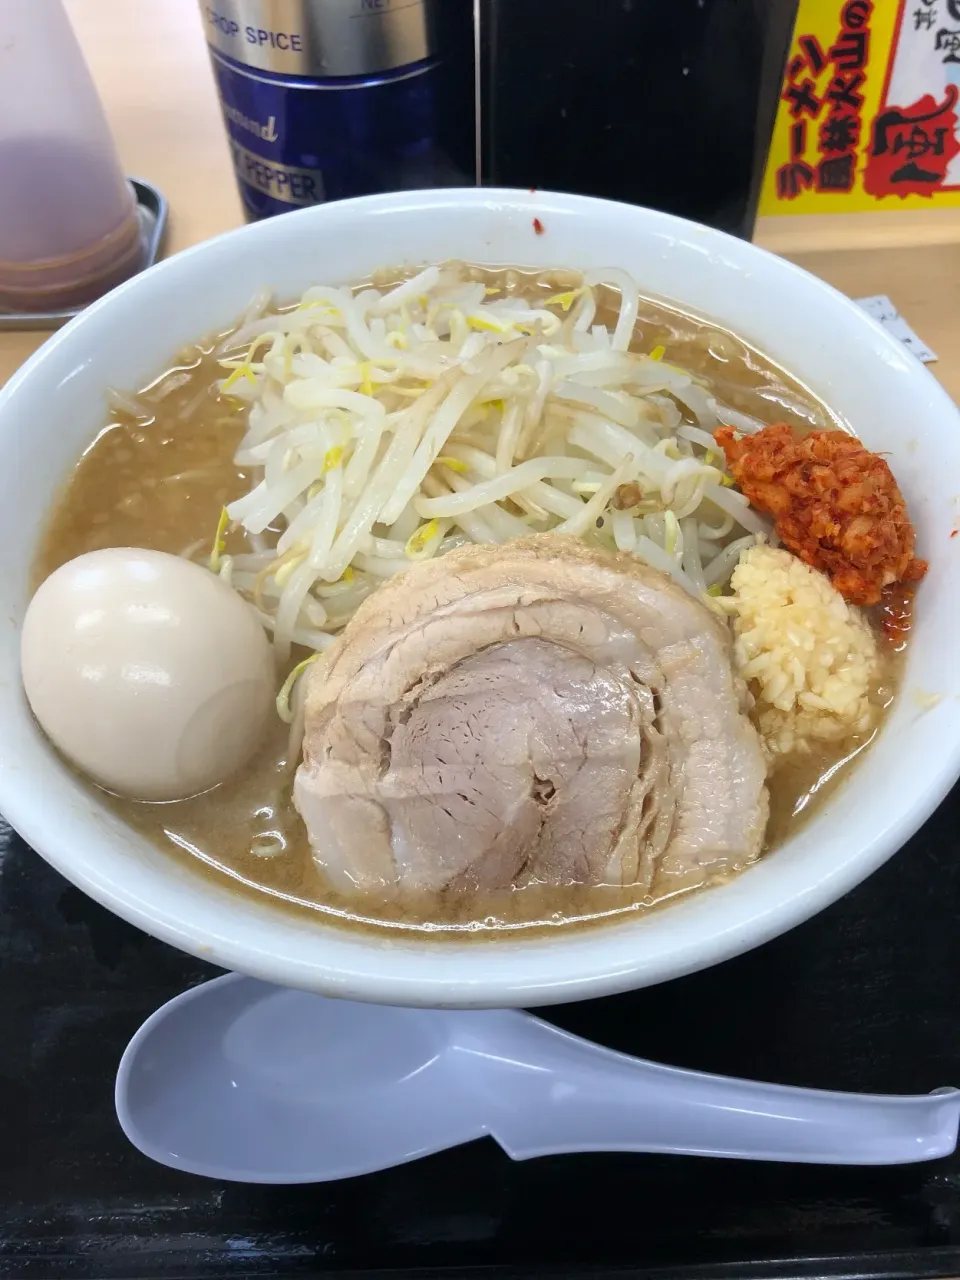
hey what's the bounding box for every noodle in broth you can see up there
[34,267,896,936]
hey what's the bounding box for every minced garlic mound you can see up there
[724,544,880,758]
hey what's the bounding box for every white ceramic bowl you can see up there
[1,189,958,1008]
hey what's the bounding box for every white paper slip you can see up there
[854,295,937,364]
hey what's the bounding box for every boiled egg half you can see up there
[21,548,275,800]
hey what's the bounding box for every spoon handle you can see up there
[467,1017,960,1165]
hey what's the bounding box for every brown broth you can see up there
[33,267,892,937]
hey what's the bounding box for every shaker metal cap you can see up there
[200,0,436,79]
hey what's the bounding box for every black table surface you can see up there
[3,784,960,1280]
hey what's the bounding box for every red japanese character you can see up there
[820,113,861,152]
[784,79,823,118]
[864,86,960,197]
[827,72,866,109]
[788,33,827,78]
[816,153,856,190]
[776,161,815,198]
[842,1,872,29]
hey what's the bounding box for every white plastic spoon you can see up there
[115,973,960,1184]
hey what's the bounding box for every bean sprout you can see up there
[209,264,772,654]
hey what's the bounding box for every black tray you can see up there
[3,778,960,1280]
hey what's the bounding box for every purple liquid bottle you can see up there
[0,0,143,311]
[199,0,473,220]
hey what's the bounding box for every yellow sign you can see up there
[759,0,960,214]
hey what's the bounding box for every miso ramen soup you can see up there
[33,265,904,936]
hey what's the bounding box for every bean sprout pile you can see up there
[210,263,771,664]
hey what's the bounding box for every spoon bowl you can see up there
[116,973,960,1184]
[117,973,485,1182]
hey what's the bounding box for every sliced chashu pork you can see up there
[294,536,768,899]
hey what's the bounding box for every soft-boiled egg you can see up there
[21,548,276,801]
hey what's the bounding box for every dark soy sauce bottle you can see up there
[477,0,799,238]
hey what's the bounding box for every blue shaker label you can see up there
[221,102,279,143]
[211,54,327,217]
[228,136,324,206]
[209,48,441,221]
